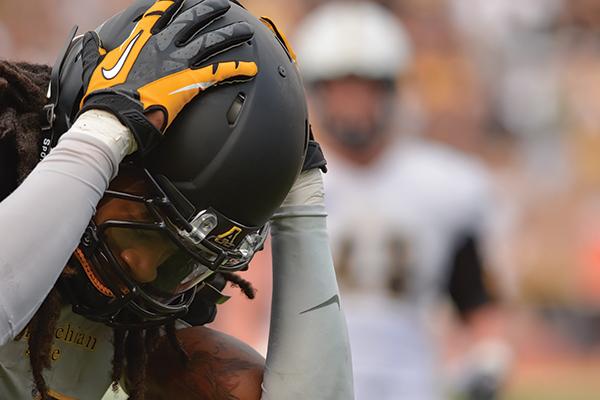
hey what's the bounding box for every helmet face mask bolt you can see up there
[52,0,309,327]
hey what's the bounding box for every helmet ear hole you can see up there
[226,93,246,126]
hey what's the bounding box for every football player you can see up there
[295,2,511,399]
[0,0,353,399]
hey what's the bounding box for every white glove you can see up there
[449,338,513,400]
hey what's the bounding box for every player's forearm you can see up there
[0,110,129,345]
[262,203,354,399]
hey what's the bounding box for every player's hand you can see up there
[451,339,513,400]
[461,372,502,400]
[79,0,258,156]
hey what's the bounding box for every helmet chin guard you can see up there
[51,0,309,327]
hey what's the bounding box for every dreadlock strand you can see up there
[0,62,48,108]
[111,328,127,390]
[144,327,160,354]
[0,61,48,112]
[125,329,147,400]
[15,62,53,92]
[0,61,50,181]
[166,320,189,366]
[221,271,256,299]
[27,288,63,400]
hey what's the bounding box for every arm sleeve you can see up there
[0,110,131,346]
[261,204,354,400]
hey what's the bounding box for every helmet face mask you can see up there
[52,0,308,327]
[61,166,268,328]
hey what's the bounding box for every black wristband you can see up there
[302,140,328,172]
[302,126,327,172]
[78,91,162,157]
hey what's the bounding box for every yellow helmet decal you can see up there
[214,226,243,248]
[260,16,297,62]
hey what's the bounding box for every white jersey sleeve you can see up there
[261,170,354,399]
[0,110,131,346]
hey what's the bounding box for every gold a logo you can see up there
[213,226,242,249]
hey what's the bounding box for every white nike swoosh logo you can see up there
[169,81,216,95]
[101,31,143,80]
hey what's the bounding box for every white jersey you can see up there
[323,138,492,400]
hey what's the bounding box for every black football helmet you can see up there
[46,0,309,327]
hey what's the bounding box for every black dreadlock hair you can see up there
[0,60,257,400]
[0,62,49,186]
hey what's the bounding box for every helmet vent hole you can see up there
[227,93,246,126]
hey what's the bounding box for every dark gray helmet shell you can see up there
[55,0,309,227]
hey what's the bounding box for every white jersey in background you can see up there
[324,138,493,400]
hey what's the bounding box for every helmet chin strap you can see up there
[60,191,238,328]
[73,248,116,298]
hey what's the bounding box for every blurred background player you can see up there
[295,2,512,399]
